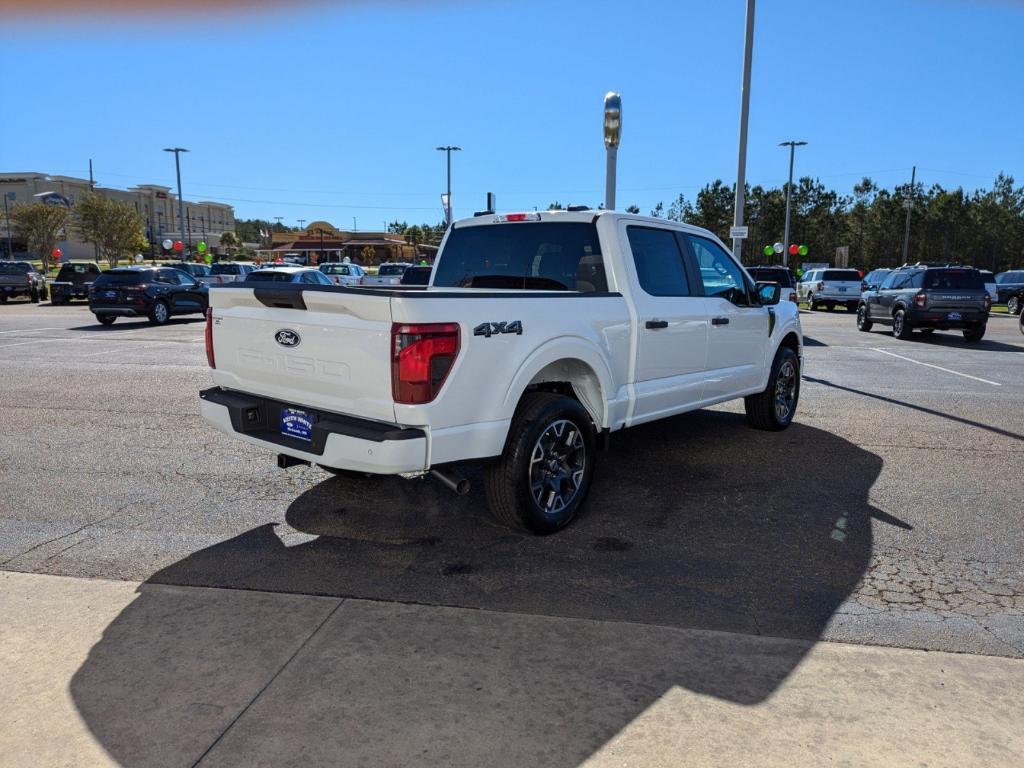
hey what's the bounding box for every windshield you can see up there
[378,264,407,276]
[432,222,607,292]
[996,271,1024,283]
[924,269,983,290]
[320,264,350,275]
[246,271,297,282]
[747,268,793,287]
[94,270,152,285]
[823,270,861,281]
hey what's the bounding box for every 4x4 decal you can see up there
[473,320,523,338]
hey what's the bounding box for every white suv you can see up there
[798,268,863,311]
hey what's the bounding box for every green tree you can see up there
[218,231,240,254]
[10,202,69,272]
[625,204,640,214]
[75,193,148,267]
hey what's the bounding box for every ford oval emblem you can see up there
[275,329,301,348]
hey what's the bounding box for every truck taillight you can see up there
[983,294,992,310]
[913,291,928,309]
[391,323,459,404]
[205,309,216,369]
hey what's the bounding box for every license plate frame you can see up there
[280,407,315,442]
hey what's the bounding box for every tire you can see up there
[963,325,985,342]
[0,295,7,304]
[95,314,116,326]
[1009,296,1020,315]
[483,392,596,534]
[148,299,170,325]
[856,304,873,332]
[30,287,40,303]
[893,309,913,340]
[39,286,48,301]
[744,346,800,431]
[1018,312,1023,336]
[826,302,836,312]
[806,294,816,311]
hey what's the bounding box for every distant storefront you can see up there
[258,221,417,265]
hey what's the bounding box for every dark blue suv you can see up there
[89,267,208,326]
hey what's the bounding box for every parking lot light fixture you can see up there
[603,91,622,211]
[163,148,189,257]
[436,146,462,227]
[779,140,807,267]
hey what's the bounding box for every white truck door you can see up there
[685,234,770,400]
[622,225,709,424]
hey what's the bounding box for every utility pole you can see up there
[732,0,755,262]
[901,165,916,265]
[297,218,306,231]
[2,192,12,260]
[779,140,807,267]
[353,216,357,232]
[88,159,99,260]
[436,146,462,227]
[163,147,189,258]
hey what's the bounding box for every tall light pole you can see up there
[297,218,306,231]
[603,92,622,211]
[436,145,461,227]
[732,0,755,262]
[3,192,13,260]
[779,140,807,267]
[901,165,916,265]
[163,147,189,257]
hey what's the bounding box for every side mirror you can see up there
[756,281,781,306]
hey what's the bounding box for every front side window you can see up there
[626,226,690,297]
[433,222,607,292]
[688,235,751,306]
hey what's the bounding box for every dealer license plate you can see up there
[281,407,314,441]
[948,312,963,321]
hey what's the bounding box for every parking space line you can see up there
[870,347,1002,386]
[0,338,72,350]
[0,327,64,334]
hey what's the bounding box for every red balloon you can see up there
[789,244,799,256]
[52,248,62,258]
[173,240,183,252]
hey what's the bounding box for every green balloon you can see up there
[763,245,773,257]
[204,253,213,264]
[197,241,208,253]
[798,244,809,256]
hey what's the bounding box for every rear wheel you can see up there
[39,285,48,301]
[1008,296,1020,315]
[893,309,914,340]
[963,325,985,342]
[856,304,873,332]
[484,392,596,534]
[148,299,169,325]
[29,287,40,303]
[95,314,116,326]
[745,346,800,431]
[806,294,816,311]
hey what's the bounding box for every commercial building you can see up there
[0,171,234,259]
[258,220,417,265]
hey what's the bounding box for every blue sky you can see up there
[2,0,1021,227]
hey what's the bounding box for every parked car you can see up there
[89,267,209,326]
[979,270,998,304]
[200,210,802,533]
[747,266,797,303]
[362,262,412,287]
[0,261,47,303]
[856,265,990,341]
[199,262,256,285]
[797,268,863,311]
[165,262,213,279]
[862,268,891,292]
[318,262,367,286]
[245,266,335,285]
[49,261,101,304]
[995,270,1024,306]
[400,265,433,286]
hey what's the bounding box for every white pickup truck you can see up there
[200,210,803,533]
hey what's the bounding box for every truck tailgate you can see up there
[209,286,396,424]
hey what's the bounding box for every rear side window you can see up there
[626,226,691,296]
[824,270,861,281]
[212,264,240,275]
[433,222,607,292]
[246,270,295,283]
[95,270,150,286]
[925,269,983,290]
[378,264,407,276]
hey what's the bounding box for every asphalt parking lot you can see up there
[1,300,1022,671]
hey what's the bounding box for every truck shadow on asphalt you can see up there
[71,410,905,766]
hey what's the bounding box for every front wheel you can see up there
[95,314,116,326]
[963,325,986,342]
[744,346,800,431]
[148,299,170,325]
[856,304,873,332]
[893,309,914,340]
[1009,296,1020,315]
[483,392,596,534]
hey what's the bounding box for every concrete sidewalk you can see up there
[1,571,1021,767]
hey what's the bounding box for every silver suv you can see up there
[797,268,863,312]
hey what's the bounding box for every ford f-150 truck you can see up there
[200,211,803,533]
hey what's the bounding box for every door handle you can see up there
[711,317,730,326]
[645,320,669,329]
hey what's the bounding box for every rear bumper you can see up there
[815,292,859,302]
[90,304,147,317]
[907,308,987,328]
[199,386,428,474]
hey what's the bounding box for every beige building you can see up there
[1,171,234,259]
[257,220,417,265]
